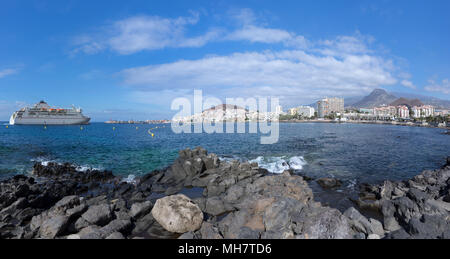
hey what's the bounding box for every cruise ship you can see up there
[9,101,90,125]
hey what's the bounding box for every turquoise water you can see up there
[0,122,449,187]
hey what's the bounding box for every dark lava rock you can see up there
[1,146,449,239]
[317,178,343,189]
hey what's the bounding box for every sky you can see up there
[0,0,450,121]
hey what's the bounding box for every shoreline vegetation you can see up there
[0,147,449,239]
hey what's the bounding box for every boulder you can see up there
[178,232,195,239]
[317,178,342,189]
[383,216,401,232]
[99,219,132,237]
[204,197,227,216]
[53,195,80,212]
[129,201,152,219]
[367,234,380,239]
[106,232,125,239]
[81,204,112,226]
[131,212,155,236]
[199,222,223,239]
[379,181,394,200]
[151,194,203,233]
[78,225,102,239]
[343,207,372,234]
[39,215,69,239]
[295,206,353,239]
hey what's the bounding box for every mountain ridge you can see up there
[347,89,450,109]
[389,97,424,107]
[351,89,397,108]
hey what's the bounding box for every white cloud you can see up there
[71,9,311,55]
[425,79,450,94]
[401,80,416,89]
[72,12,224,55]
[316,34,374,57]
[70,9,409,110]
[226,25,308,48]
[0,68,19,78]
[120,42,397,106]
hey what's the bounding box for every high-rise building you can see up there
[317,97,344,117]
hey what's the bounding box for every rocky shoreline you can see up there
[0,147,449,239]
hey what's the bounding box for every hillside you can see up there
[390,92,450,109]
[349,89,450,109]
[352,89,398,108]
[389,98,424,107]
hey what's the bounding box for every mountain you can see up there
[344,96,366,107]
[390,92,450,109]
[389,98,424,107]
[349,89,450,109]
[351,89,398,108]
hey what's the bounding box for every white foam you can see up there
[122,174,136,184]
[346,179,357,190]
[75,165,104,172]
[249,155,307,174]
[30,157,56,166]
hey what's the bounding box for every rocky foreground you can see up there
[0,147,449,239]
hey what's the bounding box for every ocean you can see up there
[1,122,449,189]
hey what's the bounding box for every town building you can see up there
[275,105,283,115]
[396,105,410,119]
[288,106,315,118]
[317,97,344,118]
[435,109,449,116]
[297,106,315,118]
[288,108,298,116]
[412,105,435,118]
[359,108,374,114]
[373,106,397,118]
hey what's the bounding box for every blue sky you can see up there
[1,0,449,121]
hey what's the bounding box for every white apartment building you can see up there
[373,106,397,117]
[397,105,410,119]
[297,106,315,118]
[412,105,435,118]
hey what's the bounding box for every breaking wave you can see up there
[249,155,307,174]
[122,174,137,184]
[30,157,103,172]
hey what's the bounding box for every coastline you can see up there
[0,147,449,239]
[279,119,450,130]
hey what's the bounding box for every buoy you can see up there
[113,127,115,131]
[136,126,139,130]
[44,126,47,130]
[6,125,8,128]
[151,133,154,137]
[80,126,83,130]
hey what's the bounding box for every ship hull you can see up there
[10,117,90,125]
